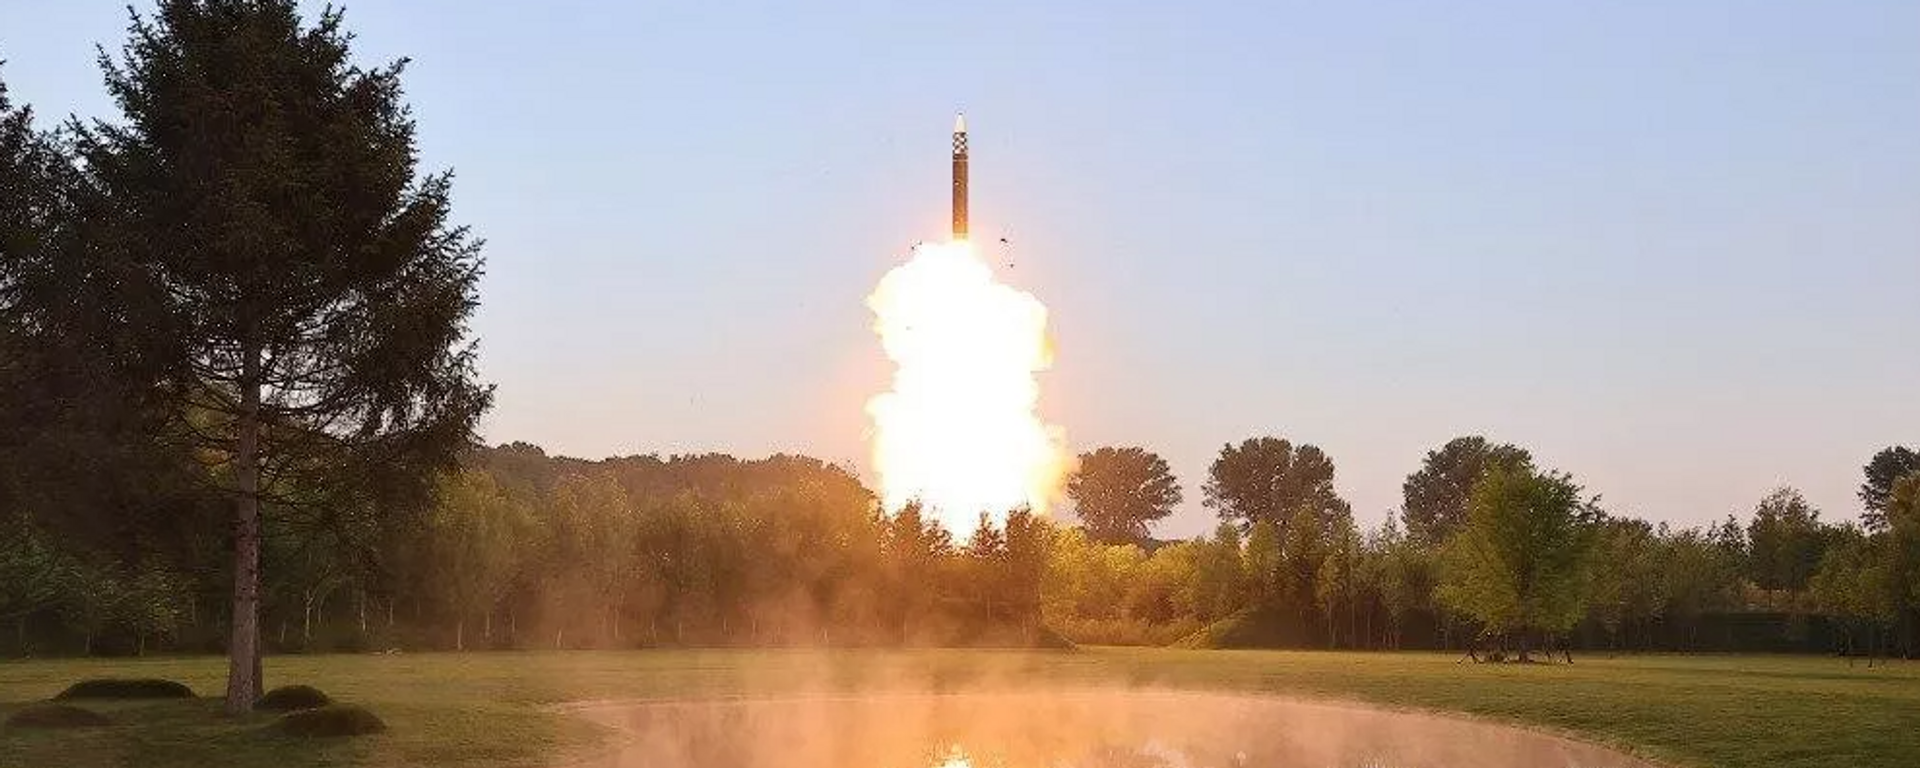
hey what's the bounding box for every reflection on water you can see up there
[563,691,1656,768]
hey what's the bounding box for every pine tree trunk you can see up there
[456,619,465,652]
[484,610,492,643]
[225,360,264,715]
[252,626,264,699]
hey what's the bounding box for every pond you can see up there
[561,690,1659,768]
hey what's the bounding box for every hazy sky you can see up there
[4,1,1916,537]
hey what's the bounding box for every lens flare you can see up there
[865,240,1068,536]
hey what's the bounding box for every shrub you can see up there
[53,678,194,700]
[258,684,333,712]
[275,704,388,737]
[5,703,113,729]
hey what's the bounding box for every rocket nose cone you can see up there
[954,113,967,134]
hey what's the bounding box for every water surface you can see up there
[563,690,1660,768]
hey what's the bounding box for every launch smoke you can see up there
[864,240,1068,537]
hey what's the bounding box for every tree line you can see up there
[6,428,1917,662]
[1055,438,1920,660]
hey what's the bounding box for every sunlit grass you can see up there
[3,649,1916,767]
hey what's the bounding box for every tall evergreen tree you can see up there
[78,1,490,712]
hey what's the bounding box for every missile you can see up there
[951,113,968,241]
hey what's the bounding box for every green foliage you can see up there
[1242,519,1281,607]
[79,0,494,507]
[1065,446,1182,545]
[1369,520,1433,648]
[1584,519,1666,641]
[72,0,492,708]
[1314,513,1360,646]
[1816,474,1920,655]
[1860,447,1919,531]
[1812,529,1892,629]
[1436,464,1596,647]
[1202,437,1350,533]
[1400,436,1533,545]
[1747,486,1830,593]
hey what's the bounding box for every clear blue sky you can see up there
[4,1,1916,537]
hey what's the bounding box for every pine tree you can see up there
[78,1,491,712]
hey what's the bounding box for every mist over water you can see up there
[561,691,1658,768]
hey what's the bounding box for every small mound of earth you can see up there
[5,703,114,729]
[258,684,333,712]
[276,704,388,737]
[563,690,1660,768]
[54,678,194,701]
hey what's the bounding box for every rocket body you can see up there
[951,114,969,241]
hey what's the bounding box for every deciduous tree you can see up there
[1065,447,1182,545]
[1860,446,1919,531]
[1203,437,1350,536]
[1746,487,1830,595]
[1401,436,1532,545]
[1435,464,1596,660]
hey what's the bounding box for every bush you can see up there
[54,678,194,700]
[275,704,388,737]
[257,684,333,712]
[5,703,113,729]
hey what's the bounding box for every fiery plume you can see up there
[865,240,1068,536]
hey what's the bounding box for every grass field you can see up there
[2,648,1916,768]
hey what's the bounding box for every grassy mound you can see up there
[1032,624,1079,650]
[53,678,194,701]
[275,704,387,737]
[5,703,114,729]
[257,684,333,712]
[1172,608,1315,649]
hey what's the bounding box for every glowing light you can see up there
[932,747,974,768]
[865,240,1069,537]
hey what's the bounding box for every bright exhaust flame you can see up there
[865,240,1068,537]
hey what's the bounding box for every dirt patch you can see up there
[560,691,1660,768]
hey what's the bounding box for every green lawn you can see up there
[2,648,1915,768]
